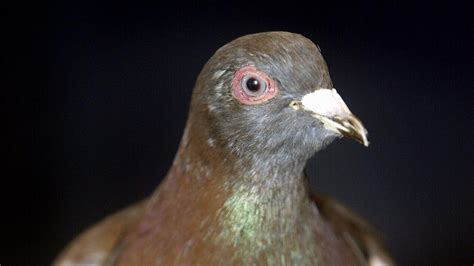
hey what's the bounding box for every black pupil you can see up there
[246,78,260,92]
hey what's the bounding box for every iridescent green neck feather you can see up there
[213,157,324,265]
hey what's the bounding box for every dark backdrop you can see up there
[5,1,472,265]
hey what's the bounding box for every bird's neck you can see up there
[159,120,318,252]
[169,120,314,214]
[218,154,313,228]
[214,158,315,253]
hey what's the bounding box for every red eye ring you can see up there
[231,66,278,105]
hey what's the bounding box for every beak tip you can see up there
[361,131,369,147]
[363,139,370,147]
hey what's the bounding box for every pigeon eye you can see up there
[232,66,278,105]
[241,76,266,97]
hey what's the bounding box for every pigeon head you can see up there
[190,32,368,163]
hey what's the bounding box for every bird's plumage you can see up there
[55,32,394,266]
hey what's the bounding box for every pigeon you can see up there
[55,32,394,266]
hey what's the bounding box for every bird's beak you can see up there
[290,88,369,147]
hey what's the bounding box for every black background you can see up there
[5,1,473,265]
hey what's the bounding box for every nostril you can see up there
[289,101,301,110]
